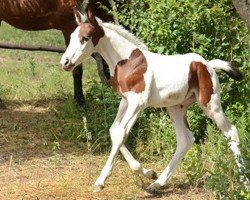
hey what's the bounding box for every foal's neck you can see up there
[97,27,138,77]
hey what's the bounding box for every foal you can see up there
[61,7,249,193]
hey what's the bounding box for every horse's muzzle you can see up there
[61,58,75,72]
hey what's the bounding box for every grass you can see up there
[0,21,100,101]
[0,21,249,199]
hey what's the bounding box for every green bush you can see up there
[116,0,248,57]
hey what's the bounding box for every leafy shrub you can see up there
[116,0,248,57]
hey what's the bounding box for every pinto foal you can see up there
[61,8,249,193]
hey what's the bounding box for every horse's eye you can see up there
[81,36,91,44]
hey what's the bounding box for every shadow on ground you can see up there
[0,98,87,164]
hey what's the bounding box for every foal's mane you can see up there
[102,23,148,50]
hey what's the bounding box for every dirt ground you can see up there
[0,100,214,200]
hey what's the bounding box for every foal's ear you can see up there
[73,7,87,25]
[86,6,98,26]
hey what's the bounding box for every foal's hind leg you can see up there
[146,103,195,193]
[201,94,249,189]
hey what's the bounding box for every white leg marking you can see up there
[202,94,249,189]
[94,94,147,191]
[119,98,157,179]
[146,105,195,193]
[94,125,126,191]
[120,145,157,180]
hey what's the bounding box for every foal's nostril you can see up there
[64,58,70,66]
[61,57,74,71]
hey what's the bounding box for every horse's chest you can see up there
[111,48,148,94]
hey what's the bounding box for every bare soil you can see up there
[0,100,214,200]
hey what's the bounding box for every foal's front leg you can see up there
[118,100,157,179]
[120,145,157,180]
[94,94,146,191]
[100,98,155,179]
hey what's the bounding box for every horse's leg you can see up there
[72,65,85,105]
[62,26,85,106]
[200,93,249,189]
[94,93,145,191]
[120,145,157,180]
[119,112,157,180]
[146,102,195,193]
[73,52,113,105]
[92,53,110,85]
[0,20,4,108]
[107,98,156,179]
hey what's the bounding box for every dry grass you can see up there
[0,101,214,200]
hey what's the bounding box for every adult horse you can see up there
[0,0,113,105]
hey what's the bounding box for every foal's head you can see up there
[61,7,104,71]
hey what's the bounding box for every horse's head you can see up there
[60,7,104,71]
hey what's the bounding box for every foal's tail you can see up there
[208,59,244,81]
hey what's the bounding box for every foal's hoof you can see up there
[93,184,104,192]
[145,169,158,180]
[145,183,163,194]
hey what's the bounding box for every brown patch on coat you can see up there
[188,61,213,106]
[111,48,147,94]
[78,22,104,46]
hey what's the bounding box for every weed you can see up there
[50,141,62,165]
[29,58,36,77]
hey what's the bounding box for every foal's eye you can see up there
[80,36,91,43]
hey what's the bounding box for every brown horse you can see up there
[0,0,113,105]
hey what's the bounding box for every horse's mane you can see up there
[102,23,148,50]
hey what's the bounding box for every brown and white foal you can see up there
[61,8,249,193]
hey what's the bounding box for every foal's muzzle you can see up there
[61,58,75,72]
